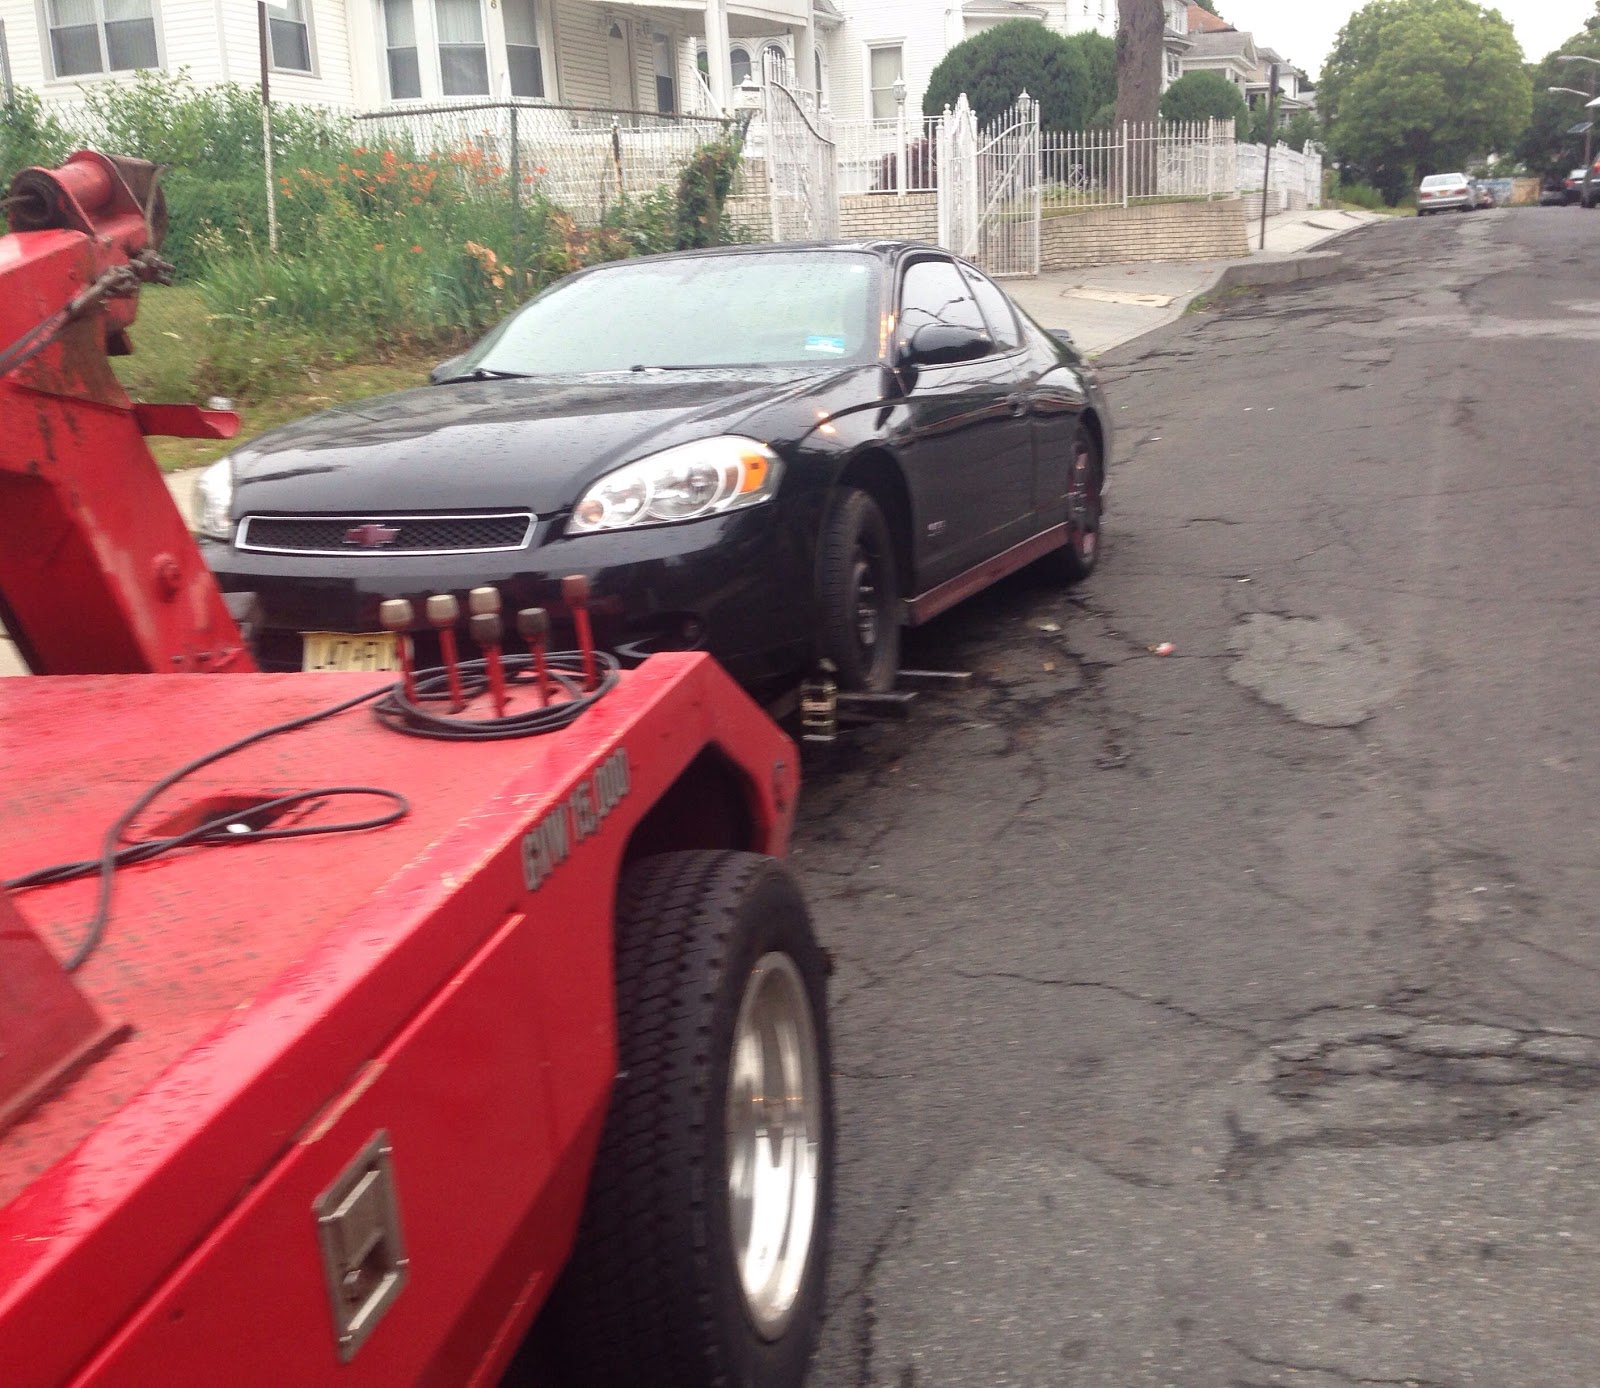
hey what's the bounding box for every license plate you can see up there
[301,631,400,672]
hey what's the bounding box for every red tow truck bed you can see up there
[0,656,795,1386]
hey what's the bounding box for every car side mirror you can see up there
[902,322,992,369]
[429,354,466,385]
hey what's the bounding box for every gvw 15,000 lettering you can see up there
[520,749,631,891]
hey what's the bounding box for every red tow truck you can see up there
[0,153,833,1387]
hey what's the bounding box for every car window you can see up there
[897,258,989,358]
[465,251,880,374]
[959,265,1022,352]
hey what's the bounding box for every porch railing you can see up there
[1039,119,1237,212]
[831,115,942,196]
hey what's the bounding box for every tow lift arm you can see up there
[0,151,253,674]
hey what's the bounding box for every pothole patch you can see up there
[1227,613,1399,727]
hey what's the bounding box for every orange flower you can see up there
[410,244,423,253]
[374,242,386,250]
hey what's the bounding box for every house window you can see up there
[382,0,421,98]
[729,44,751,87]
[869,43,902,121]
[504,0,544,98]
[653,33,675,113]
[814,49,823,98]
[266,1,312,73]
[434,0,488,96]
[46,0,159,79]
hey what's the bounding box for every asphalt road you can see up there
[797,207,1600,1388]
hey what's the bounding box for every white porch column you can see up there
[794,13,815,97]
[704,0,733,110]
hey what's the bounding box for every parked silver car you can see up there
[1416,173,1474,215]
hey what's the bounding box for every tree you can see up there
[1160,70,1248,136]
[1192,0,1224,13]
[922,21,1099,129]
[1516,10,1600,180]
[1115,0,1165,128]
[1319,0,1531,202]
[1069,31,1118,119]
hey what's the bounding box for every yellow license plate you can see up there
[301,631,400,672]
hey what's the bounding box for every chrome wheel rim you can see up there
[726,951,823,1341]
[1066,441,1100,555]
[853,552,880,650]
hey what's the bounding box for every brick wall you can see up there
[838,194,939,244]
[1040,199,1249,270]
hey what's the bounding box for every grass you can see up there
[113,286,435,470]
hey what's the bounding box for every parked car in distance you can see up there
[1470,181,1496,210]
[1416,173,1474,214]
[195,243,1113,696]
[1562,168,1587,203]
[1542,179,1571,206]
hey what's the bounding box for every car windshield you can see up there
[462,251,881,375]
[1420,175,1465,188]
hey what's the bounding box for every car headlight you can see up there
[567,437,783,535]
[194,458,234,541]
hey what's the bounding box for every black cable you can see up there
[4,681,394,971]
[5,651,617,969]
[373,650,620,741]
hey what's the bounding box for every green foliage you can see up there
[1320,0,1531,200]
[1332,179,1389,210]
[1192,0,1223,13]
[673,133,745,248]
[1159,71,1249,136]
[1067,32,1118,120]
[1515,19,1600,180]
[923,21,1099,130]
[0,89,74,186]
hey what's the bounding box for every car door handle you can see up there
[1007,394,1028,417]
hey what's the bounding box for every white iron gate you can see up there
[937,93,1040,277]
[761,76,839,242]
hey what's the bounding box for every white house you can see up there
[0,0,833,118]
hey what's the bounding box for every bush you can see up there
[1159,71,1249,137]
[0,89,74,186]
[1333,179,1388,210]
[923,21,1100,130]
[872,138,937,192]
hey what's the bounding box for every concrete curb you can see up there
[1215,251,1344,291]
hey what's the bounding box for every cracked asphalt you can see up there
[795,209,1600,1387]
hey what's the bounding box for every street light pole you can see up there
[1557,54,1600,205]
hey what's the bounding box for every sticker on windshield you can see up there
[804,334,848,355]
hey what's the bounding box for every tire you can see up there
[816,487,901,692]
[1041,422,1103,584]
[544,851,834,1388]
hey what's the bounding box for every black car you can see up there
[195,242,1113,693]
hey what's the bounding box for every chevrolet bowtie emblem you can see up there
[344,522,401,546]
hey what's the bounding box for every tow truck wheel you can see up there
[545,851,833,1388]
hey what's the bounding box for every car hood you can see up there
[226,370,852,515]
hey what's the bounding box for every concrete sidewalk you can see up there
[0,206,1381,677]
[1005,206,1383,356]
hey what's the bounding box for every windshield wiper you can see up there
[628,363,727,372]
[437,366,531,383]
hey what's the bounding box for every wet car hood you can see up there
[226,369,852,515]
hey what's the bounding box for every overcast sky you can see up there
[1214,0,1597,78]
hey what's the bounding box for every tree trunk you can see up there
[1115,0,1164,129]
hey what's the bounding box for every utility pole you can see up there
[1259,63,1279,251]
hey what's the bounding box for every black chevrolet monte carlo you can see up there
[195,241,1113,694]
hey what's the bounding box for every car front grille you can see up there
[237,512,535,556]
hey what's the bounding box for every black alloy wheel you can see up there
[1043,423,1103,584]
[817,488,901,693]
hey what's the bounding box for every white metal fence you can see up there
[1237,140,1323,212]
[350,100,739,223]
[1039,119,1237,212]
[936,94,1041,278]
[759,78,838,241]
[832,115,942,196]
